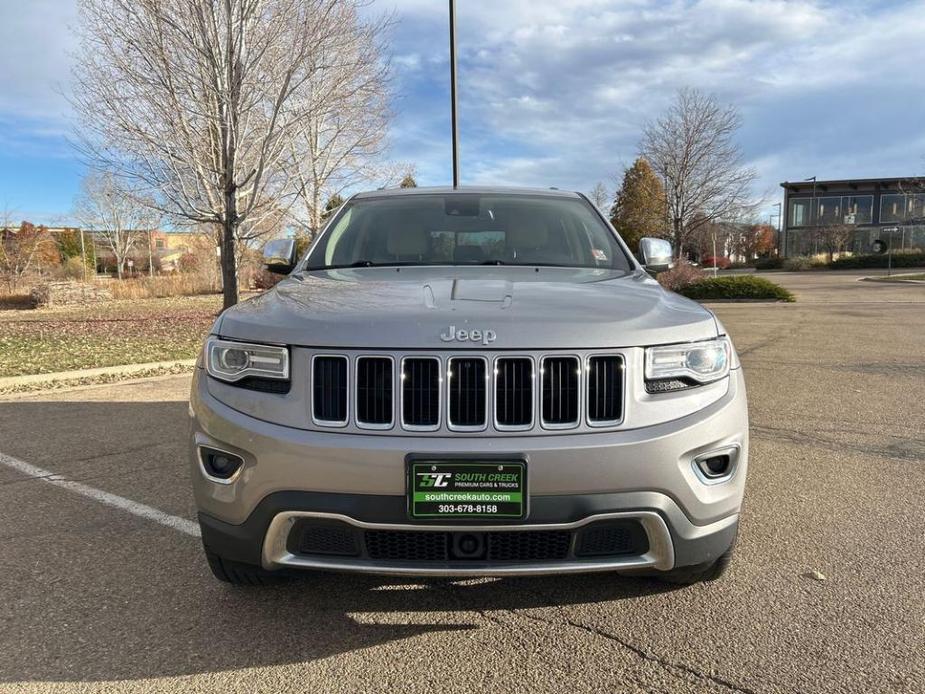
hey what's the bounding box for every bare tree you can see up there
[71,0,380,309]
[289,6,392,239]
[72,172,160,280]
[811,223,855,262]
[587,182,609,212]
[0,220,56,292]
[641,88,759,257]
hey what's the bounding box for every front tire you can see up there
[204,547,286,586]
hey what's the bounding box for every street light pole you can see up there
[449,0,460,189]
[804,176,817,256]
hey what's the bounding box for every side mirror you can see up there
[262,238,297,275]
[638,237,673,273]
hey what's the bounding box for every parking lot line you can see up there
[0,450,201,538]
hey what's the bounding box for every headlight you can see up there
[645,337,730,392]
[206,338,289,383]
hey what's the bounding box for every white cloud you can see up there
[0,0,78,123]
[385,0,925,209]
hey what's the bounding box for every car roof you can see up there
[352,185,582,200]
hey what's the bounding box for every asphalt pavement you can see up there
[0,271,922,693]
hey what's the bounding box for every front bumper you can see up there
[198,490,739,575]
[190,367,748,574]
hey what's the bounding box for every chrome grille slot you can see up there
[312,355,348,425]
[355,357,393,428]
[587,355,624,425]
[401,357,441,430]
[448,357,487,430]
[495,358,534,429]
[541,356,580,428]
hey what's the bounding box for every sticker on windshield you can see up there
[592,249,608,261]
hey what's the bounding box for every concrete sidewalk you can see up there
[0,359,196,390]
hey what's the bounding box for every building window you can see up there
[155,239,166,249]
[789,199,814,227]
[910,194,925,222]
[841,196,872,225]
[816,197,842,225]
[881,194,909,223]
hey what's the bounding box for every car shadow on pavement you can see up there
[0,398,679,684]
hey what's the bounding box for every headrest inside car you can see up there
[386,226,429,256]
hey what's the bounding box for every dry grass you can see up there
[108,274,220,299]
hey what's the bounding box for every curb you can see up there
[0,359,198,389]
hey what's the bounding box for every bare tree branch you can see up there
[71,0,388,308]
[640,88,759,257]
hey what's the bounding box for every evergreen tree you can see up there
[321,194,345,223]
[610,158,668,253]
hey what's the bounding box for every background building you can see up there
[780,177,925,257]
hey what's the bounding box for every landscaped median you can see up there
[658,264,795,302]
[863,273,925,284]
[678,275,795,302]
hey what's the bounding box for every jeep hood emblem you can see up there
[440,325,497,346]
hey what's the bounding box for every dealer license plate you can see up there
[408,460,527,519]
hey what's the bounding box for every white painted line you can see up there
[0,451,201,538]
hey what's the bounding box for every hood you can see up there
[217,266,718,350]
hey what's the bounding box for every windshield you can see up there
[302,193,634,272]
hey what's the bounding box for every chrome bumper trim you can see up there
[261,510,675,575]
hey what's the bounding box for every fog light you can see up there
[692,446,740,484]
[694,452,734,482]
[200,447,244,482]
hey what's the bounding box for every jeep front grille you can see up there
[307,350,625,434]
[448,357,487,430]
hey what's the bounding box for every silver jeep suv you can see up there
[189,187,748,585]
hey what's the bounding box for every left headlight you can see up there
[645,337,730,393]
[205,338,290,383]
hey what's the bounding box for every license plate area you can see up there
[407,460,527,520]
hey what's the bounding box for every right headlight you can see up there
[205,338,290,384]
[645,337,730,393]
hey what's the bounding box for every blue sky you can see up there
[2,0,924,224]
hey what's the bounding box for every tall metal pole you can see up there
[771,202,781,258]
[805,176,817,256]
[79,227,88,281]
[449,0,460,188]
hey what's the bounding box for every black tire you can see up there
[655,544,735,585]
[204,547,286,586]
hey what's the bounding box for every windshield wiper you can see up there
[304,261,436,270]
[480,259,507,265]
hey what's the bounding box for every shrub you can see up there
[701,255,732,269]
[754,256,783,270]
[678,275,795,302]
[656,262,705,291]
[783,257,812,271]
[828,251,925,269]
[254,269,284,290]
[61,256,90,280]
[0,293,33,310]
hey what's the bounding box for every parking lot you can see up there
[1,271,922,694]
